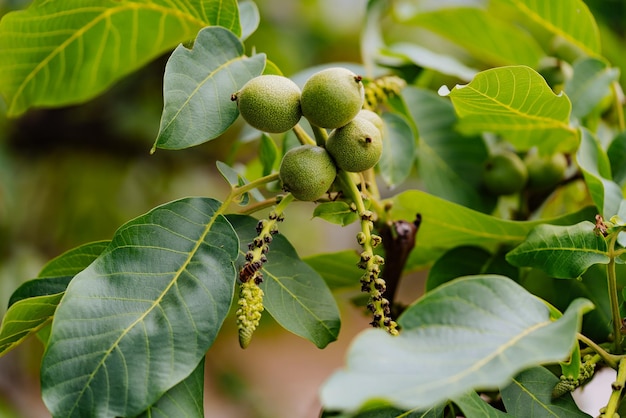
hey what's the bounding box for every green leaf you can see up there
[215,161,264,204]
[320,275,593,412]
[506,221,610,279]
[238,0,260,41]
[402,87,495,213]
[500,367,591,417]
[154,26,265,150]
[313,201,359,227]
[382,43,478,81]
[0,241,109,357]
[0,0,241,117]
[388,189,597,268]
[259,133,278,177]
[506,0,601,58]
[407,8,544,67]
[427,246,518,292]
[41,197,239,418]
[577,128,624,217]
[327,403,446,418]
[360,0,387,76]
[518,264,612,343]
[378,112,416,189]
[137,358,205,418]
[304,250,362,290]
[608,132,626,187]
[442,66,577,154]
[565,58,620,119]
[453,391,511,417]
[228,214,341,349]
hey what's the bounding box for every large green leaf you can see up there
[565,58,620,119]
[137,358,205,418]
[41,197,239,418]
[320,275,593,412]
[442,66,577,154]
[407,7,544,67]
[388,189,597,268]
[0,0,240,117]
[154,26,265,150]
[500,367,591,417]
[506,221,609,279]
[506,0,601,58]
[228,214,340,349]
[0,241,109,357]
[576,128,624,217]
[402,87,495,213]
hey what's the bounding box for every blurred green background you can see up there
[0,0,623,417]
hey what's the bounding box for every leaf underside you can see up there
[320,275,592,412]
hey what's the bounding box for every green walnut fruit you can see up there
[233,75,302,133]
[357,109,384,134]
[482,151,528,196]
[300,67,364,129]
[279,145,337,201]
[525,151,567,191]
[325,117,383,172]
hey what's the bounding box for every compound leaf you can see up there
[0,241,109,357]
[320,276,593,412]
[154,26,265,150]
[443,66,577,154]
[0,0,241,116]
[506,222,609,279]
[228,214,340,349]
[41,197,239,418]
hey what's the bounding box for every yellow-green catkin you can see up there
[363,75,406,112]
[235,210,285,348]
[357,210,399,336]
[236,277,265,349]
[552,356,597,399]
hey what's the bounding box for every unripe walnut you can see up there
[482,151,528,196]
[300,67,364,129]
[279,145,337,201]
[524,151,567,191]
[357,109,384,134]
[233,75,302,133]
[325,117,383,172]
